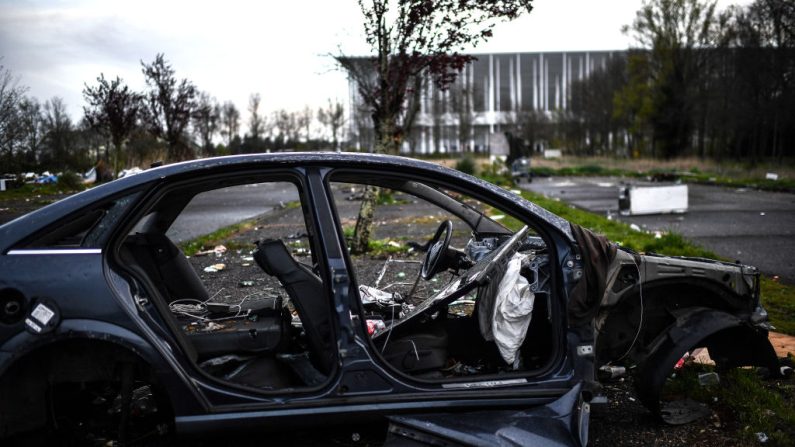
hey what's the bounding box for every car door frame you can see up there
[313,165,585,406]
[105,165,352,412]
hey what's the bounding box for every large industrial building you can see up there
[347,50,623,154]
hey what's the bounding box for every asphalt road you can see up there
[521,176,795,284]
[166,182,299,242]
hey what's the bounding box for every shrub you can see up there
[57,171,84,191]
[455,156,477,176]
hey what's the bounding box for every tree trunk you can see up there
[351,114,401,254]
[349,184,378,254]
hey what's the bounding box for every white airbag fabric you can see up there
[492,253,535,366]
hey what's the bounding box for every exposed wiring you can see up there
[168,288,277,323]
[380,303,396,353]
[409,339,420,361]
[616,260,644,361]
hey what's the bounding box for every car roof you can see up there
[0,153,573,252]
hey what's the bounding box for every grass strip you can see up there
[530,165,795,193]
[179,219,257,256]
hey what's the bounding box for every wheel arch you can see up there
[632,307,779,421]
[0,320,181,438]
[597,277,755,364]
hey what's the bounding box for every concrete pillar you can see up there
[532,59,537,110]
[516,53,522,111]
[509,58,515,111]
[562,53,567,110]
[495,56,501,112]
[555,75,560,110]
[488,54,494,133]
[539,53,544,111]
[544,58,549,111]
[586,52,590,77]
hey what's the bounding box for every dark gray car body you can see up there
[0,153,779,445]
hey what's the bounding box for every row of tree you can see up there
[342,0,793,163]
[0,55,347,175]
[517,0,794,161]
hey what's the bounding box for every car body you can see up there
[510,156,532,182]
[0,153,780,445]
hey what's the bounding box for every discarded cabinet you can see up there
[619,184,688,215]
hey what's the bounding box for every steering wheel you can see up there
[421,220,453,280]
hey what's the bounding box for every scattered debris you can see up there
[756,432,769,443]
[203,263,226,273]
[195,245,228,256]
[366,319,386,335]
[201,322,224,332]
[760,212,766,216]
[698,372,720,386]
[239,280,255,288]
[765,173,779,181]
[630,223,642,232]
[660,399,712,425]
[598,365,627,381]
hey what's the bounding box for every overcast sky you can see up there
[0,0,748,122]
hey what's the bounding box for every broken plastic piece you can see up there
[597,365,626,381]
[359,285,400,306]
[659,399,711,425]
[698,372,720,386]
[203,263,226,273]
[366,319,386,335]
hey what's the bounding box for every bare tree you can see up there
[337,0,533,154]
[449,81,475,153]
[317,99,346,150]
[0,63,27,167]
[193,92,220,156]
[42,97,76,169]
[338,0,533,253]
[623,0,731,158]
[219,101,240,147]
[141,54,198,161]
[248,93,264,141]
[83,74,143,174]
[274,109,299,147]
[297,106,313,143]
[18,97,44,166]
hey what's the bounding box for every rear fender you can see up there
[0,319,195,414]
[634,307,779,421]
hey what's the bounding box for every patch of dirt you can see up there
[591,376,742,447]
[0,194,68,225]
[769,332,795,358]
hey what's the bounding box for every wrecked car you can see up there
[0,153,780,445]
